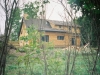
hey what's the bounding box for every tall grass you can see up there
[5,48,99,75]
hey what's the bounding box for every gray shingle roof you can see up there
[18,18,80,38]
[23,18,80,33]
[48,20,80,27]
[24,18,70,32]
[24,18,51,30]
[40,28,69,33]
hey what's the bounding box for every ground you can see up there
[5,48,100,75]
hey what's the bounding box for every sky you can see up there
[19,0,69,21]
[0,0,5,34]
[0,0,82,34]
[46,0,82,21]
[46,0,65,21]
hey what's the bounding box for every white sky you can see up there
[46,0,65,21]
[0,0,5,34]
[46,0,82,21]
[0,0,82,34]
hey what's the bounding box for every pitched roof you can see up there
[24,18,70,33]
[18,18,80,38]
[40,28,69,33]
[24,18,51,30]
[48,20,80,27]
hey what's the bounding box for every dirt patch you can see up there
[9,49,26,56]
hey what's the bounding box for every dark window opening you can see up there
[69,26,71,31]
[41,35,49,42]
[57,36,64,40]
[46,21,50,25]
[59,26,61,28]
[71,38,75,45]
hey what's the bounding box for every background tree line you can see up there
[68,0,100,47]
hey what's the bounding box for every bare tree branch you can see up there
[0,0,19,75]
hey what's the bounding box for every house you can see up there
[19,18,81,48]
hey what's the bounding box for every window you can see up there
[59,26,61,28]
[57,36,64,40]
[69,26,71,31]
[41,35,49,42]
[71,38,75,45]
[46,21,50,25]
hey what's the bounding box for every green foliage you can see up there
[96,59,100,74]
[23,0,50,19]
[68,0,100,15]
[68,0,100,47]
[75,16,92,45]
[20,25,40,48]
[10,7,21,41]
[17,26,44,74]
[23,2,39,19]
[6,49,100,75]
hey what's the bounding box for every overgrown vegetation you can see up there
[67,0,100,47]
[6,48,100,75]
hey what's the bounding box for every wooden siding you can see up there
[45,32,80,47]
[19,23,29,46]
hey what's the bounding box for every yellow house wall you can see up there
[20,23,28,37]
[76,37,81,46]
[71,27,80,33]
[45,32,68,47]
[19,23,29,46]
[45,32,80,47]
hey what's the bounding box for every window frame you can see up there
[71,37,75,45]
[41,35,49,42]
[69,26,71,31]
[59,26,61,28]
[57,36,64,40]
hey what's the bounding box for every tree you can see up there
[67,0,100,47]
[23,0,50,19]
[23,2,39,19]
[67,0,100,75]
[76,16,92,45]
[0,0,19,75]
[10,7,21,41]
[19,26,51,75]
